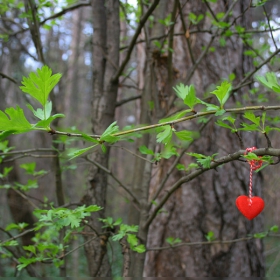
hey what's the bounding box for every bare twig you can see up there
[113,0,160,82]
[0,72,18,84]
[262,5,278,50]
[85,156,140,205]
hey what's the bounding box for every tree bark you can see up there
[82,0,120,276]
[145,0,265,277]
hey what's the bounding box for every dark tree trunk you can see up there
[82,0,120,276]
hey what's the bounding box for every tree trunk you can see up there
[82,0,120,276]
[145,0,265,277]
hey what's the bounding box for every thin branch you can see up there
[115,94,141,107]
[262,5,278,50]
[85,156,140,205]
[119,28,280,51]
[232,48,280,92]
[177,0,195,64]
[147,233,280,251]
[1,228,36,244]
[113,0,160,82]
[48,105,280,139]
[0,148,56,156]
[0,72,18,84]
[9,2,91,37]
[145,147,280,229]
[112,145,154,164]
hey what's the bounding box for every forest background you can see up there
[0,0,280,277]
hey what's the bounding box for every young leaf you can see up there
[67,145,98,160]
[174,130,193,141]
[20,65,62,106]
[243,111,260,126]
[0,106,32,132]
[100,121,119,143]
[139,145,154,155]
[26,100,52,120]
[256,72,280,93]
[133,244,146,253]
[173,84,200,109]
[156,125,172,144]
[211,81,231,107]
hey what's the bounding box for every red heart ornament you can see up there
[236,195,265,220]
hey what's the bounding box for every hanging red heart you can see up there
[236,195,265,220]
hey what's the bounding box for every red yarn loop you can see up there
[244,147,263,171]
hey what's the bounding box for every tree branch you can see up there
[112,0,160,82]
[145,147,280,229]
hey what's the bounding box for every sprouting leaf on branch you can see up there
[211,81,231,108]
[243,111,260,125]
[20,65,62,107]
[139,145,154,155]
[67,145,98,160]
[216,116,237,132]
[174,130,193,141]
[156,125,172,145]
[0,106,32,133]
[173,84,201,109]
[256,72,280,93]
[100,121,120,143]
[187,152,218,169]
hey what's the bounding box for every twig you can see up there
[177,0,195,64]
[262,5,278,50]
[47,105,280,139]
[113,0,160,82]
[115,94,141,107]
[85,156,140,205]
[112,145,154,164]
[0,72,18,84]
[232,48,280,92]
[1,228,36,244]
[147,233,280,251]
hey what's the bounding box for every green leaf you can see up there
[174,130,193,141]
[253,232,267,238]
[211,81,231,107]
[270,225,279,233]
[139,145,154,155]
[67,145,98,160]
[81,134,100,144]
[156,125,172,144]
[243,111,260,126]
[23,245,36,255]
[34,114,65,129]
[26,100,52,120]
[84,205,102,212]
[205,231,215,241]
[173,84,200,109]
[100,121,119,143]
[256,72,280,93]
[20,65,62,106]
[0,166,13,179]
[133,244,146,253]
[0,106,32,132]
[127,234,138,247]
[216,119,235,131]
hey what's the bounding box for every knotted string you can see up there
[244,147,263,205]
